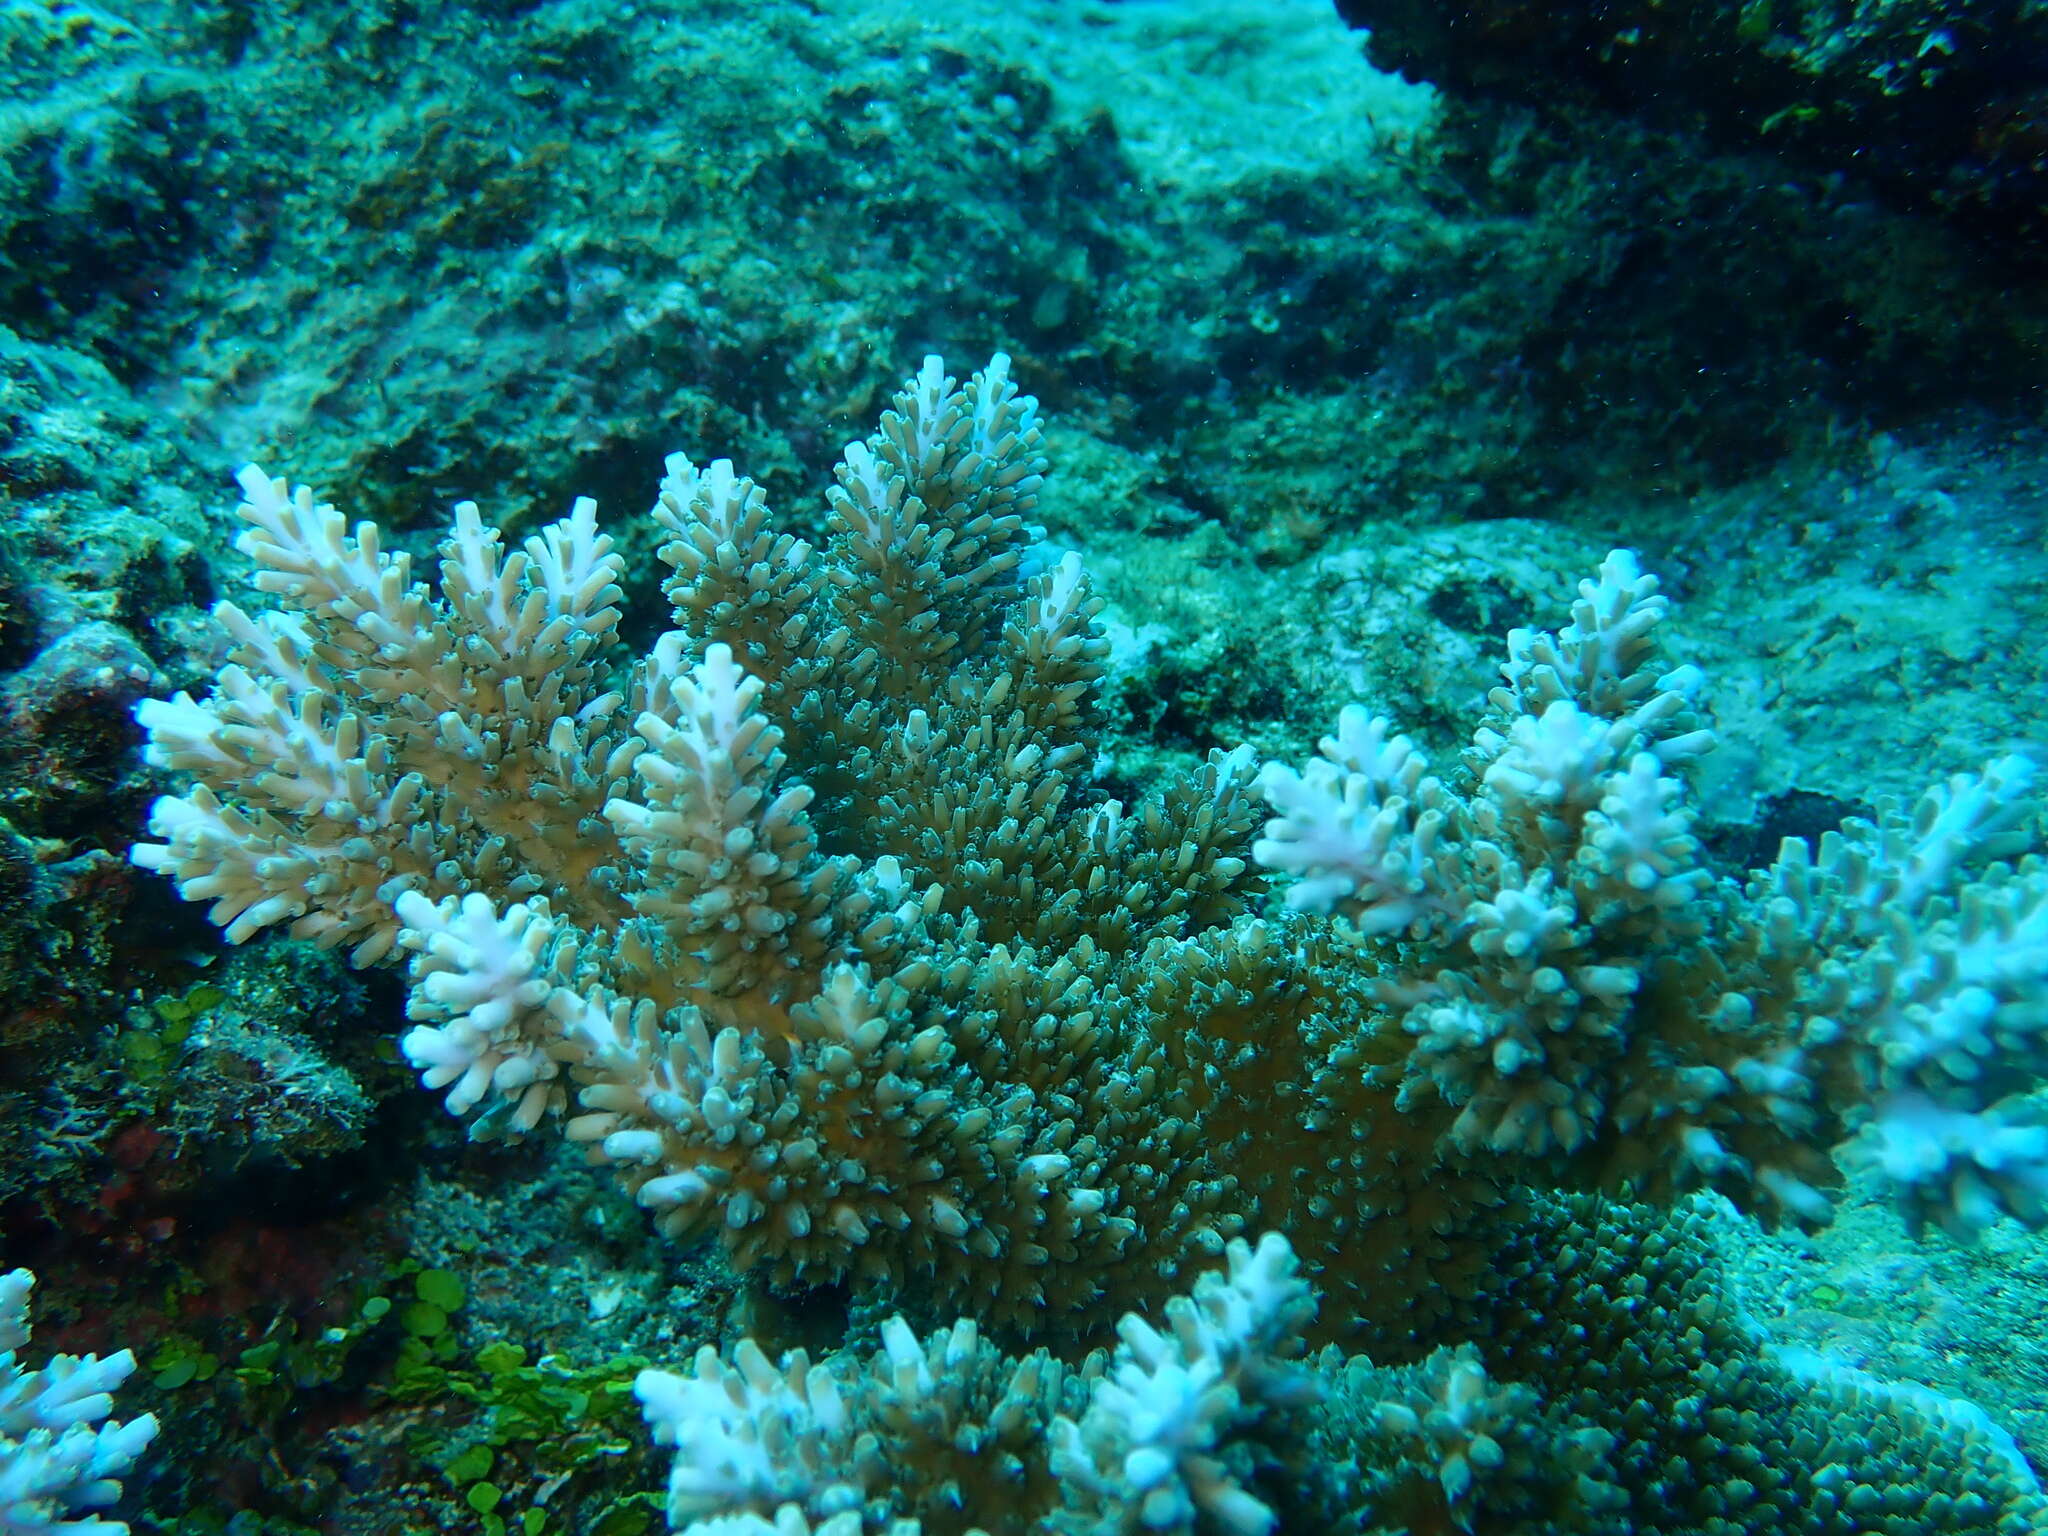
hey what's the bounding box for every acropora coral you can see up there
[0,1266,157,1535]
[127,356,2048,1531]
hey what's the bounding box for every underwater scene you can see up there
[2,0,2047,1530]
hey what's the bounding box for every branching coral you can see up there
[134,356,1266,1328]
[632,1207,2047,1535]
[0,1267,157,1536]
[129,355,2048,1526]
[1253,549,2048,1247]
[636,1232,1312,1536]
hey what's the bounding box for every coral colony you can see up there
[118,358,2048,1532]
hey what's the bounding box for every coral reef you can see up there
[7,0,2029,562]
[1332,0,2048,257]
[0,2,2037,1528]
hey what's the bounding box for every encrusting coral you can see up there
[129,356,2048,1529]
